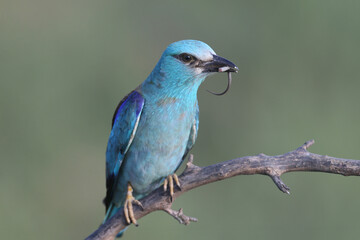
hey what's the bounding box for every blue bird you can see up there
[103,40,238,237]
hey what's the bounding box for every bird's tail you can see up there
[103,203,128,238]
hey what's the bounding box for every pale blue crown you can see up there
[163,40,216,60]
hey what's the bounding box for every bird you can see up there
[103,39,238,237]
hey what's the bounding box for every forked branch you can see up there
[86,140,360,240]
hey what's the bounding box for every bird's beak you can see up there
[202,55,239,73]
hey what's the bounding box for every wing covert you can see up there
[103,90,144,210]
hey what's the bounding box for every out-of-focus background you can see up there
[1,0,360,239]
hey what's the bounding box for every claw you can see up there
[163,178,168,191]
[163,174,181,199]
[169,174,174,197]
[173,174,181,189]
[124,183,143,226]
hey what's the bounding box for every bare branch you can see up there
[85,140,360,240]
[163,208,198,225]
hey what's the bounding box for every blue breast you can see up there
[114,94,196,201]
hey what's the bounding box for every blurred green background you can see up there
[1,0,360,239]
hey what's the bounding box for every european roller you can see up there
[103,40,238,237]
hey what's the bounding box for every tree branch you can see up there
[85,140,360,240]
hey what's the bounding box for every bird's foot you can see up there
[124,183,143,226]
[163,173,181,200]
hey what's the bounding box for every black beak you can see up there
[202,55,239,73]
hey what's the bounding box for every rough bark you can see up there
[85,140,360,240]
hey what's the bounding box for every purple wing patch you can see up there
[112,91,144,127]
[104,90,144,211]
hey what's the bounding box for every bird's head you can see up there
[143,40,238,96]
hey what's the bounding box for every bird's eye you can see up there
[179,53,196,63]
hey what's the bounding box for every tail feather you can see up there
[103,203,128,238]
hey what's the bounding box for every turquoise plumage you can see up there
[103,40,238,237]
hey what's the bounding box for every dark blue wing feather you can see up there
[103,90,144,210]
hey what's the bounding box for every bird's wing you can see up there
[103,90,144,210]
[176,101,199,171]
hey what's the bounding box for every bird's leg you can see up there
[123,183,143,226]
[163,174,181,200]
